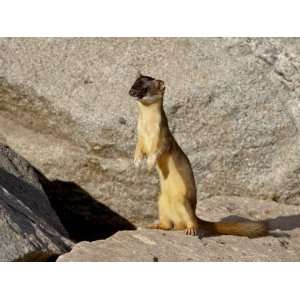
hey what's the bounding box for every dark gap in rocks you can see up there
[36,169,136,243]
[14,251,59,262]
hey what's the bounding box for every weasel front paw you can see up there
[134,157,142,168]
[147,154,157,171]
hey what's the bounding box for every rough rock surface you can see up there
[58,197,300,261]
[1,38,300,228]
[0,144,72,261]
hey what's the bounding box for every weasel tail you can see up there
[197,218,268,238]
[129,73,268,237]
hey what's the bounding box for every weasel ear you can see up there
[136,70,142,79]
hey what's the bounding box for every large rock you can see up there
[58,197,300,261]
[0,144,72,261]
[1,38,300,229]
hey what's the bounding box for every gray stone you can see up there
[58,196,300,262]
[1,38,300,229]
[0,144,73,261]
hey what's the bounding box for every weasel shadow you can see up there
[36,170,136,242]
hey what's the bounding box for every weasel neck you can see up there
[137,98,163,117]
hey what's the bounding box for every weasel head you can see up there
[129,73,165,105]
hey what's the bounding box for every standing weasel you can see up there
[129,73,268,237]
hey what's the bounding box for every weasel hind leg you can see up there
[147,194,173,230]
[146,212,173,230]
[176,201,199,236]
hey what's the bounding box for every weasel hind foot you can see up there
[147,154,157,171]
[134,157,142,168]
[146,223,172,230]
[185,226,199,236]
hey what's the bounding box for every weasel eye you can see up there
[139,87,148,98]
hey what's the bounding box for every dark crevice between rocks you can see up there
[35,169,136,243]
[14,251,59,262]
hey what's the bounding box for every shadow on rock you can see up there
[265,214,300,231]
[36,170,136,242]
